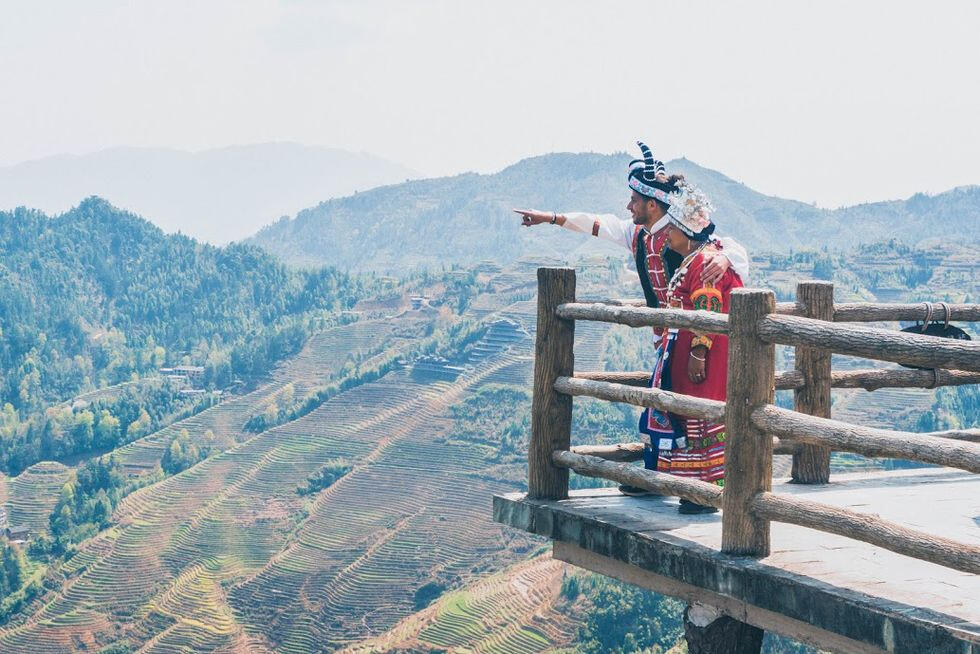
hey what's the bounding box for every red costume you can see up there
[640,243,743,485]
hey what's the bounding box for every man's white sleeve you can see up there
[560,212,633,250]
[717,237,750,282]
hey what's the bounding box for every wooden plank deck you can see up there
[494,467,979,654]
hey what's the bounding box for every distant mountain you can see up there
[249,152,980,270]
[0,143,418,244]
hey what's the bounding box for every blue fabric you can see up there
[638,332,686,470]
[642,444,658,470]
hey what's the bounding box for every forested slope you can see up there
[0,198,369,472]
[1,198,365,410]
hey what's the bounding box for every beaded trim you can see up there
[629,177,672,204]
[691,335,714,350]
[665,241,710,301]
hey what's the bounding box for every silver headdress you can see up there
[665,180,715,240]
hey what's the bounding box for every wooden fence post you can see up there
[528,267,576,500]
[791,281,833,484]
[722,289,775,556]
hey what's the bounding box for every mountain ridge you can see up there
[250,152,980,271]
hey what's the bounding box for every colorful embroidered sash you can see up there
[638,330,687,451]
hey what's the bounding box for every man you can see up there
[513,142,749,496]
[514,142,748,295]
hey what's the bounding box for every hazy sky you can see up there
[2,0,979,207]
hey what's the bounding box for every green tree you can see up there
[812,256,835,280]
[161,432,204,475]
[95,410,121,448]
[572,574,684,654]
[92,490,113,527]
[0,541,26,600]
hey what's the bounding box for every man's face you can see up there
[627,191,650,225]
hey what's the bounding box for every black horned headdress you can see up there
[628,141,672,205]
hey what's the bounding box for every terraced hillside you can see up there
[4,461,71,533]
[0,264,631,652]
[0,316,426,562]
[0,297,556,651]
[2,254,973,652]
[112,318,419,476]
[0,369,529,650]
[344,553,577,654]
[268,320,402,395]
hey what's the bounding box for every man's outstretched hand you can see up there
[513,209,553,227]
[700,250,731,285]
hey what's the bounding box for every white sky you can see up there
[2,0,979,207]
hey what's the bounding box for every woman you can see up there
[638,182,743,514]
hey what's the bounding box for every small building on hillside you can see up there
[5,526,29,542]
[160,365,206,389]
[174,366,205,385]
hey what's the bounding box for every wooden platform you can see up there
[494,468,980,653]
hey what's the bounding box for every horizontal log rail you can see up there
[571,440,798,461]
[929,428,980,442]
[576,368,980,392]
[570,442,645,462]
[774,302,799,315]
[750,492,980,575]
[757,314,980,372]
[572,426,980,464]
[554,376,725,422]
[573,371,651,386]
[774,367,980,391]
[593,298,645,307]
[774,301,980,322]
[553,450,724,508]
[753,404,980,473]
[835,302,980,322]
[556,302,729,333]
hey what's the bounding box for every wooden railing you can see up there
[527,267,980,574]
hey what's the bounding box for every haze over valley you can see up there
[0,142,417,244]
